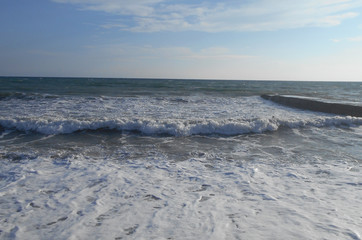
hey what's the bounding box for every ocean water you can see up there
[0,77,361,240]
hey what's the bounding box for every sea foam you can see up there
[1,116,361,136]
[1,79,362,239]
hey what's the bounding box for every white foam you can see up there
[1,115,361,136]
[1,148,361,239]
[1,81,362,239]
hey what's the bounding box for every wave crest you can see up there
[1,116,361,136]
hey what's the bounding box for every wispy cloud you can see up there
[348,36,362,41]
[53,0,362,32]
[331,39,342,43]
[53,0,164,16]
[331,35,362,42]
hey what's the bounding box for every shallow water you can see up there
[0,78,361,239]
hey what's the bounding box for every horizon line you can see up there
[1,75,361,83]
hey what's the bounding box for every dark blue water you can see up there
[1,77,361,102]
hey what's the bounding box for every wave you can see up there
[1,116,361,136]
[0,92,59,101]
[262,95,362,117]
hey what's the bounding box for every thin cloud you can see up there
[52,0,362,32]
[331,39,342,42]
[348,36,362,41]
[53,0,164,16]
[331,36,362,42]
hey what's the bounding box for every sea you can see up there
[0,77,361,240]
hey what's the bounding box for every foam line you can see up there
[1,116,362,136]
[261,95,362,117]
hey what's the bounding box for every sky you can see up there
[1,0,362,81]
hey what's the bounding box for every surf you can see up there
[1,115,361,136]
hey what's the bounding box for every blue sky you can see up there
[1,0,362,80]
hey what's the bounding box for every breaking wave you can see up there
[1,116,361,136]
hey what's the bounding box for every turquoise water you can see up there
[0,77,361,239]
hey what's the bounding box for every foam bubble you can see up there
[1,116,361,136]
